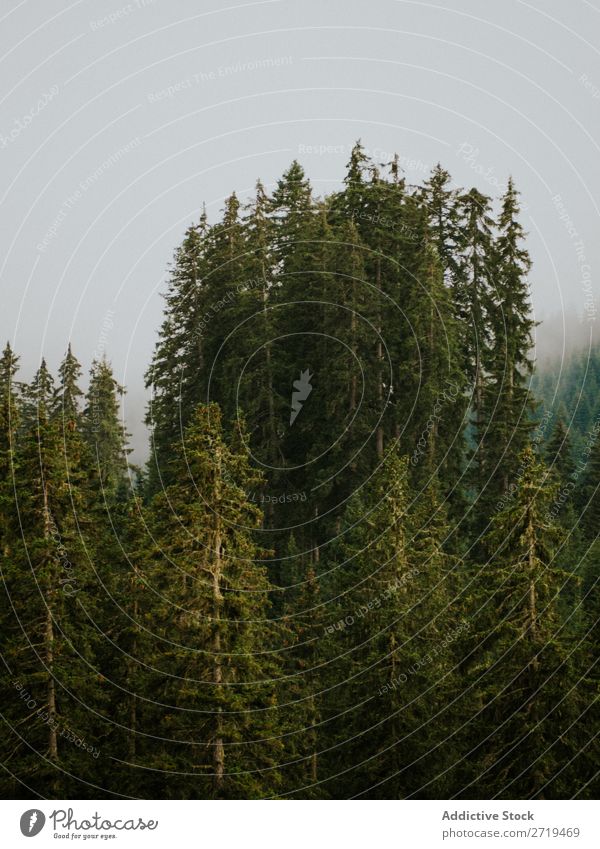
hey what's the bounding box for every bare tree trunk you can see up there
[350,281,358,414]
[128,576,138,761]
[45,608,58,762]
[312,506,320,565]
[427,286,437,471]
[526,515,540,680]
[262,277,277,535]
[475,356,484,489]
[42,485,58,765]
[212,449,225,796]
[310,711,318,784]
[376,258,384,459]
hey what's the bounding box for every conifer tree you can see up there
[578,428,600,541]
[321,450,459,798]
[0,152,589,800]
[83,359,130,503]
[457,188,494,492]
[461,445,585,798]
[545,413,575,485]
[278,532,326,797]
[0,344,20,558]
[145,216,211,493]
[0,360,103,798]
[422,163,462,288]
[474,179,535,529]
[142,404,283,798]
[55,344,84,426]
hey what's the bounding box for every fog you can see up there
[1,0,599,462]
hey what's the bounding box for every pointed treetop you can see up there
[197,202,209,236]
[29,358,55,415]
[344,140,369,186]
[389,152,406,186]
[223,191,240,224]
[428,162,452,188]
[272,160,312,211]
[84,357,130,496]
[499,176,523,224]
[0,342,18,380]
[56,344,83,422]
[255,178,267,200]
[283,159,306,181]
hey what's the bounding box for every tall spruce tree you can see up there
[320,450,460,798]
[473,178,535,532]
[83,358,130,504]
[0,360,104,798]
[461,445,586,798]
[145,216,211,493]
[140,404,283,798]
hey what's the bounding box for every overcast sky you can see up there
[1,0,599,460]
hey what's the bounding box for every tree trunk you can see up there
[128,576,138,761]
[42,485,58,765]
[350,280,358,414]
[376,257,384,459]
[212,449,225,796]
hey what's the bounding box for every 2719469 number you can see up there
[529,828,580,838]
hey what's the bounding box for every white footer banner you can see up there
[0,800,597,848]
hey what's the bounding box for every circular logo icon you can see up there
[20,810,45,837]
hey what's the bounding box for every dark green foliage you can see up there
[0,356,105,798]
[472,179,536,534]
[460,447,593,798]
[133,405,283,799]
[1,148,597,800]
[83,358,130,503]
[318,450,462,798]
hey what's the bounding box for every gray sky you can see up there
[1,0,599,460]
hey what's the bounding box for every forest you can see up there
[0,142,598,800]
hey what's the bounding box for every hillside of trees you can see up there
[534,342,600,453]
[0,143,597,799]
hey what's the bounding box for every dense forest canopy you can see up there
[0,142,597,800]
